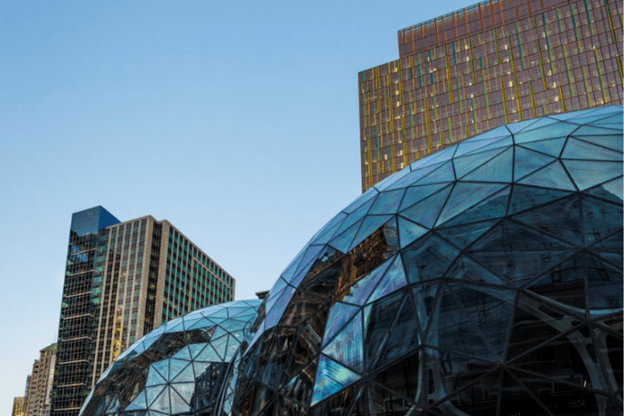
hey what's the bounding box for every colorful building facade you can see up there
[359,0,623,190]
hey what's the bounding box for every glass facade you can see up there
[79,300,261,416]
[359,0,623,191]
[229,107,623,415]
[52,210,235,416]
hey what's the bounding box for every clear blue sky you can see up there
[0,0,473,413]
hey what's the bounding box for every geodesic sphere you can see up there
[230,107,623,416]
[80,299,261,416]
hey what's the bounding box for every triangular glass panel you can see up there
[291,245,325,280]
[389,162,447,190]
[563,159,623,191]
[146,365,168,387]
[582,195,623,245]
[170,384,193,413]
[467,124,511,140]
[311,355,361,405]
[146,385,166,407]
[342,257,395,305]
[164,320,185,334]
[342,185,378,214]
[464,136,514,157]
[368,189,406,215]
[185,317,214,331]
[328,218,363,253]
[125,391,148,411]
[411,145,457,169]
[363,292,404,371]
[514,146,557,180]
[368,255,408,303]
[322,303,361,347]
[505,117,543,133]
[436,220,497,249]
[209,332,228,360]
[172,363,195,383]
[192,361,210,379]
[399,184,452,228]
[518,136,567,157]
[310,212,348,246]
[508,184,572,215]
[512,195,583,245]
[454,133,510,157]
[195,343,221,362]
[398,216,428,248]
[334,197,376,238]
[430,284,503,362]
[525,254,586,308]
[267,276,289,302]
[573,125,623,136]
[348,215,393,251]
[436,183,506,226]
[442,186,510,227]
[462,147,513,182]
[151,361,169,381]
[414,161,455,185]
[172,346,192,361]
[589,230,623,254]
[471,218,574,252]
[224,335,242,361]
[264,286,295,329]
[445,255,508,286]
[564,137,623,161]
[514,120,579,144]
[586,253,623,311]
[587,112,623,126]
[403,234,460,284]
[373,165,413,192]
[307,381,365,416]
[517,160,577,191]
[572,134,623,153]
[399,183,449,212]
[150,387,171,413]
[585,177,623,204]
[375,296,421,369]
[322,314,364,372]
[169,358,190,380]
[453,146,510,178]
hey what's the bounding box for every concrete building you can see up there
[24,344,56,416]
[51,206,235,416]
[12,397,25,416]
[358,0,622,190]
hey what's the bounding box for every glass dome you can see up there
[229,106,623,416]
[80,299,261,416]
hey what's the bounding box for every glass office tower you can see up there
[359,0,622,190]
[51,207,235,416]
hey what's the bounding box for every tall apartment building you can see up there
[359,0,622,190]
[51,206,235,416]
[12,397,26,416]
[24,343,56,416]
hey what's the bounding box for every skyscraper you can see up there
[358,0,622,190]
[51,206,235,416]
[25,343,56,416]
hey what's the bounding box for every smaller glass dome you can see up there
[80,299,261,416]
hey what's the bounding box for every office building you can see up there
[12,397,26,416]
[51,207,235,416]
[24,343,56,416]
[359,0,623,190]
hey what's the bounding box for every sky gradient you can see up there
[0,1,474,414]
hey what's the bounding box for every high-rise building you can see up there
[24,343,56,416]
[358,0,622,190]
[51,206,235,416]
[12,397,26,416]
